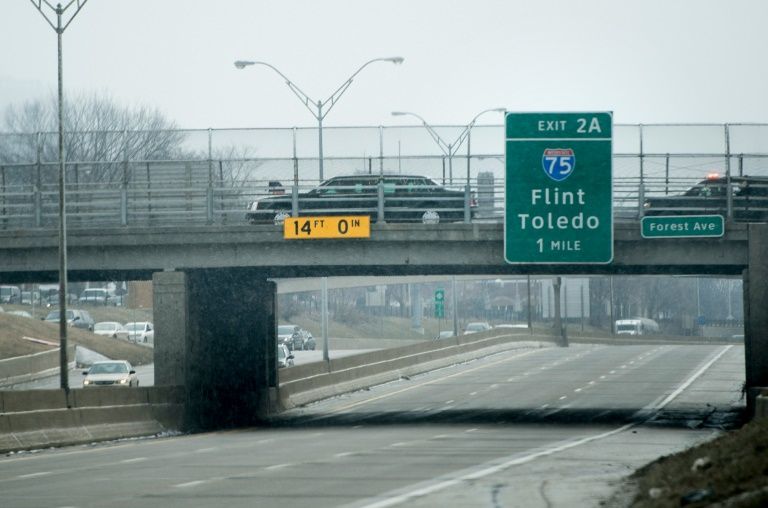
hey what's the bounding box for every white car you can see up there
[277,343,294,368]
[463,322,492,335]
[94,321,129,340]
[82,360,138,387]
[124,321,154,343]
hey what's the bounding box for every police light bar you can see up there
[706,172,721,180]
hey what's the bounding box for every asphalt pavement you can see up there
[0,343,745,508]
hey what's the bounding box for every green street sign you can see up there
[505,112,613,264]
[434,289,445,302]
[435,302,445,318]
[641,215,724,238]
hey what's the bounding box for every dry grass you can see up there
[0,312,153,366]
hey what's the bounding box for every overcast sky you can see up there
[1,0,767,130]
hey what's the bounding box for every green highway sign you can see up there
[434,289,445,318]
[641,215,724,238]
[505,112,613,264]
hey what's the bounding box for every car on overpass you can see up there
[643,175,768,222]
[246,174,475,224]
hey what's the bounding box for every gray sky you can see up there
[1,0,767,129]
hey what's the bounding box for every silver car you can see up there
[277,344,294,368]
[82,360,138,387]
[94,321,129,340]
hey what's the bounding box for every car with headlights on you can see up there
[643,175,768,222]
[82,360,138,388]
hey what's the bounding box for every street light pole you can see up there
[234,57,404,182]
[30,0,89,392]
[391,108,505,185]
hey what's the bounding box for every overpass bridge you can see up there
[0,220,766,429]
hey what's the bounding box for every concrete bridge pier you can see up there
[153,270,277,430]
[745,223,768,416]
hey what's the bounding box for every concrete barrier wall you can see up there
[0,385,185,454]
[0,345,76,386]
[278,332,553,408]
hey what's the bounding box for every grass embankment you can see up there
[626,417,768,507]
[0,305,154,366]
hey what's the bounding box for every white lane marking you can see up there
[17,471,52,479]
[390,442,408,447]
[335,452,355,458]
[445,400,454,404]
[175,480,207,488]
[559,396,567,400]
[489,384,499,389]
[652,345,733,409]
[620,365,627,369]
[195,447,217,454]
[265,464,291,471]
[599,375,606,379]
[355,423,635,508]
[506,377,516,382]
[588,381,596,385]
[609,370,616,374]
[465,428,478,433]
[433,435,449,439]
[469,392,478,396]
[311,349,542,416]
[574,388,582,393]
[120,457,147,464]
[255,439,274,444]
[540,404,549,409]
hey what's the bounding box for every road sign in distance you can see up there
[284,216,370,240]
[505,112,613,264]
[641,215,724,238]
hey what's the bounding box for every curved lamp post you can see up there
[234,57,404,182]
[391,108,505,183]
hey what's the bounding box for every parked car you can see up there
[643,175,768,222]
[277,343,294,369]
[94,321,129,340]
[0,285,21,304]
[246,174,475,224]
[82,360,138,387]
[303,331,316,351]
[44,309,95,331]
[463,322,492,335]
[6,310,32,318]
[124,322,154,343]
[79,288,109,306]
[278,324,301,351]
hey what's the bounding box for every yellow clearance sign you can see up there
[283,216,371,240]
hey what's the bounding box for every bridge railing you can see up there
[0,153,767,229]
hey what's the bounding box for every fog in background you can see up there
[1,0,767,129]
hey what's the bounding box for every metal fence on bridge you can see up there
[0,123,766,229]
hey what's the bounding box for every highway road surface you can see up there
[0,343,745,508]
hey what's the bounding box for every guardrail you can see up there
[0,154,766,229]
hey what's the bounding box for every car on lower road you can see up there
[277,344,294,368]
[463,322,492,335]
[94,321,130,340]
[82,360,139,387]
[125,321,154,343]
[247,174,475,224]
[44,309,95,331]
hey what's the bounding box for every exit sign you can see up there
[504,112,613,264]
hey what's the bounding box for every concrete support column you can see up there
[153,269,277,430]
[153,271,188,387]
[745,223,768,415]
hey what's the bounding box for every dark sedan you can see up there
[246,174,474,224]
[643,175,768,222]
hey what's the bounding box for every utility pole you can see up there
[30,0,89,391]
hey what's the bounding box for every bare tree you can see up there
[0,91,186,184]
